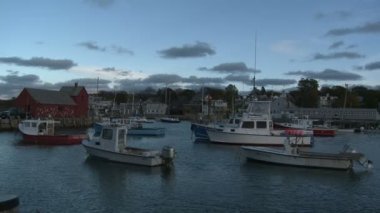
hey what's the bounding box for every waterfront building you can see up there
[14,83,88,118]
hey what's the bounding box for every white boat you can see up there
[241,137,373,170]
[98,118,164,136]
[191,117,241,140]
[160,117,180,123]
[127,122,165,136]
[206,101,313,146]
[82,124,175,167]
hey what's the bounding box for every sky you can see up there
[1,0,380,99]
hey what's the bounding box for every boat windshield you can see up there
[102,129,113,140]
[118,129,125,143]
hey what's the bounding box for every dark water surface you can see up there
[1,121,379,212]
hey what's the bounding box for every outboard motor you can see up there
[161,146,175,162]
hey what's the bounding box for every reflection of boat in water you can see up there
[18,119,86,145]
[242,137,373,170]
[82,123,175,167]
[206,101,313,146]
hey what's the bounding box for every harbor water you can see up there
[1,121,379,212]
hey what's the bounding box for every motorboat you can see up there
[98,117,165,136]
[206,101,313,146]
[274,117,336,137]
[160,117,180,123]
[241,137,373,170]
[18,119,86,145]
[125,122,165,136]
[190,117,240,140]
[82,123,175,166]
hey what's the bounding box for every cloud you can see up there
[346,44,357,49]
[224,74,296,86]
[199,62,260,74]
[312,52,364,60]
[116,73,226,92]
[315,10,353,20]
[0,72,114,99]
[84,0,115,8]
[285,69,362,81]
[326,21,380,36]
[78,41,106,52]
[110,45,134,55]
[78,42,133,55]
[0,73,55,99]
[328,41,344,49]
[256,79,297,86]
[0,56,77,70]
[96,67,131,77]
[158,41,215,58]
[225,74,251,84]
[271,40,302,56]
[55,78,112,93]
[142,74,183,84]
[364,61,380,71]
[183,76,225,85]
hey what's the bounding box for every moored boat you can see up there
[82,123,175,166]
[275,117,336,137]
[160,117,180,123]
[18,119,86,145]
[241,137,373,170]
[127,122,165,136]
[206,101,313,146]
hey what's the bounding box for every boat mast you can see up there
[252,33,257,99]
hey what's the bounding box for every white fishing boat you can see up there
[241,137,373,170]
[206,101,313,146]
[82,124,175,167]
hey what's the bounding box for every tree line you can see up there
[96,78,380,114]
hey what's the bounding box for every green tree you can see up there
[295,78,319,108]
[225,84,238,113]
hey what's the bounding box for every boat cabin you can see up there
[19,119,58,136]
[92,125,128,152]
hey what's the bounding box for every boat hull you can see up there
[207,130,312,146]
[241,146,353,170]
[21,133,85,145]
[313,129,336,137]
[190,123,225,139]
[82,141,164,166]
[160,118,180,123]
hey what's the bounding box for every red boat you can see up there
[18,119,86,145]
[313,128,336,137]
[274,117,336,137]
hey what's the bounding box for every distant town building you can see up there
[15,83,88,118]
[319,93,337,107]
[145,103,167,116]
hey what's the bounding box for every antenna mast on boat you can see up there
[252,33,257,98]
